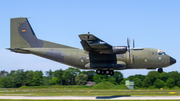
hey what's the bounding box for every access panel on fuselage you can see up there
[132,49,150,68]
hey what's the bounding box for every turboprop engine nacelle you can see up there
[112,46,127,54]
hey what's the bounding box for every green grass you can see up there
[0,99,180,101]
[0,85,180,96]
[0,88,180,96]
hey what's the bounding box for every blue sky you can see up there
[0,0,179,77]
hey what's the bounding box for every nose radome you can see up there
[170,57,176,65]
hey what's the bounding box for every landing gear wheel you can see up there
[158,68,163,73]
[96,70,101,74]
[109,70,114,76]
[105,70,110,75]
[101,70,105,75]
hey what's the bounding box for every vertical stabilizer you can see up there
[10,17,78,49]
[10,17,43,48]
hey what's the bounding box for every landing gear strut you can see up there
[158,68,163,73]
[96,69,114,76]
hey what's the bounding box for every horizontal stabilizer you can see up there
[7,48,30,54]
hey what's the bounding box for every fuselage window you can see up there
[161,52,166,55]
[158,52,166,55]
[158,49,166,55]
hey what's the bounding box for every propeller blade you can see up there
[127,38,130,48]
[127,38,130,61]
[133,39,135,48]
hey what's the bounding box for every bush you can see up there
[147,86,158,89]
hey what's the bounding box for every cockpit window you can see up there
[158,49,166,55]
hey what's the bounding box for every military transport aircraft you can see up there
[7,17,176,76]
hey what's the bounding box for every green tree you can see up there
[54,69,64,85]
[0,76,13,88]
[111,71,123,84]
[46,69,53,85]
[177,80,180,88]
[62,67,81,85]
[12,69,26,87]
[25,71,34,86]
[142,77,151,89]
[43,76,49,85]
[93,74,109,84]
[166,78,175,89]
[128,75,134,80]
[134,74,146,81]
[128,74,146,82]
[50,77,59,85]
[160,72,169,82]
[63,70,72,85]
[153,79,165,89]
[108,77,117,85]
[134,78,142,88]
[9,70,15,77]
[80,70,96,81]
[168,71,180,86]
[120,78,129,85]
[146,71,160,85]
[0,70,8,78]
[31,71,43,86]
[75,74,88,85]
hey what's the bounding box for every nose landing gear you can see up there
[158,68,163,73]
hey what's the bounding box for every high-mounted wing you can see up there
[79,34,127,54]
[79,34,112,54]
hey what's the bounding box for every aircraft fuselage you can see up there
[21,47,174,70]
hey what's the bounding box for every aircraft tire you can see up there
[110,70,114,76]
[105,70,110,75]
[96,70,101,74]
[158,68,163,73]
[101,70,105,75]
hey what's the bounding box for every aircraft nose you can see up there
[170,57,176,65]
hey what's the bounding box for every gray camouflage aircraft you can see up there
[7,17,176,76]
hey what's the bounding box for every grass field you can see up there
[0,85,179,96]
[0,99,180,101]
[0,85,180,100]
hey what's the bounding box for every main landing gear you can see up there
[158,68,163,73]
[96,69,114,76]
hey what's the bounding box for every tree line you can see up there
[0,67,179,89]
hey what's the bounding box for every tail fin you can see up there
[10,17,77,49]
[11,17,43,48]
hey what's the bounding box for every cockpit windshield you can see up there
[158,49,166,55]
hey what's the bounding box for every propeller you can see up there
[127,38,130,60]
[127,38,135,61]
